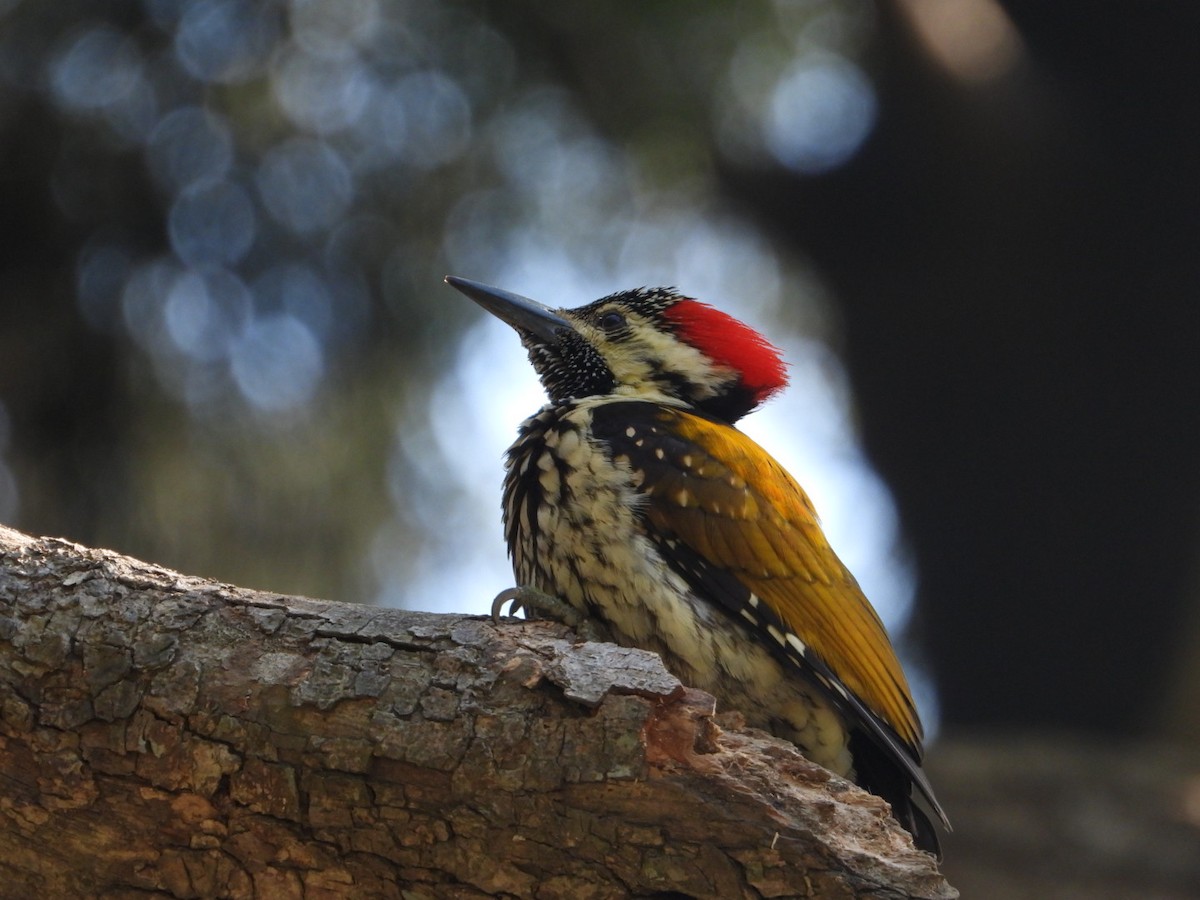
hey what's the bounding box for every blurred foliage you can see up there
[6,5,1200,893]
[0,0,883,606]
[3,0,1200,766]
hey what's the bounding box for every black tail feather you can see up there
[849,731,945,859]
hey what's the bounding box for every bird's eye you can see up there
[598,311,626,332]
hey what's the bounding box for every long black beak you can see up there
[445,276,571,343]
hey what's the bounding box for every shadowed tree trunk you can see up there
[0,526,954,899]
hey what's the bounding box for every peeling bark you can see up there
[0,526,955,899]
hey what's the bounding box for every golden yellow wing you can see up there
[593,401,923,752]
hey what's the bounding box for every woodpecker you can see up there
[446,275,949,856]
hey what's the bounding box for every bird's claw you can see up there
[489,585,611,642]
[491,585,579,625]
[491,586,528,623]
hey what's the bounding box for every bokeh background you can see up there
[2,1,1198,895]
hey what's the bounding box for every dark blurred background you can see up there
[2,2,1198,895]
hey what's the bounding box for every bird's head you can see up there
[446,276,788,423]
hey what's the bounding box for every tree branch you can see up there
[0,525,955,898]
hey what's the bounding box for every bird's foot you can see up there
[491,585,611,642]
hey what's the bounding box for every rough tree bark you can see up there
[0,525,955,899]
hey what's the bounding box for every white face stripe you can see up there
[566,308,737,403]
